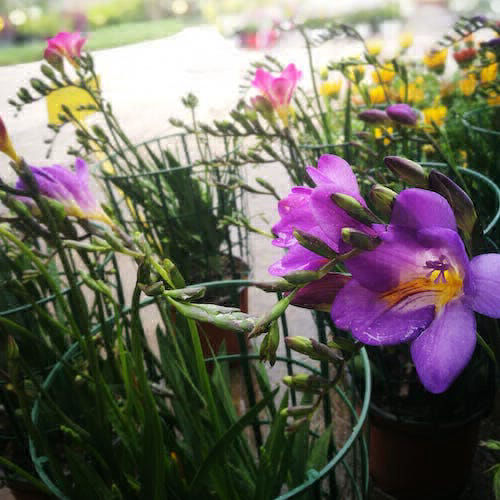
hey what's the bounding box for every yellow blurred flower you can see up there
[423,106,447,127]
[458,73,477,97]
[423,144,435,154]
[415,76,424,85]
[399,82,424,104]
[487,91,500,106]
[369,85,387,104]
[367,39,382,56]
[320,79,342,99]
[423,49,447,72]
[374,126,393,146]
[480,63,497,84]
[399,32,414,49]
[346,64,365,83]
[372,63,396,84]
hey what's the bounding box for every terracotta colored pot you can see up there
[198,286,249,360]
[369,408,481,499]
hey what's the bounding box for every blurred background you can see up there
[0,0,497,66]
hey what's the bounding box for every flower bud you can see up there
[293,228,337,259]
[385,104,418,126]
[253,279,296,292]
[251,95,275,122]
[283,270,322,285]
[369,184,397,216]
[341,228,381,251]
[164,287,206,301]
[260,320,280,366]
[384,156,428,187]
[284,336,341,362]
[358,109,389,124]
[44,49,64,72]
[282,373,329,392]
[331,193,380,225]
[428,169,477,239]
[319,66,329,81]
[0,117,21,164]
[280,405,314,418]
[7,336,19,361]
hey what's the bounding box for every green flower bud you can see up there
[384,156,428,187]
[283,269,322,285]
[331,193,380,225]
[341,227,381,251]
[259,320,280,366]
[280,405,314,418]
[293,228,337,259]
[369,184,397,216]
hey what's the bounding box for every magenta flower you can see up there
[358,109,389,124]
[251,63,302,126]
[16,158,112,225]
[269,154,373,275]
[386,104,418,126]
[44,32,86,68]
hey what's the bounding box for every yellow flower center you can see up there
[381,268,463,313]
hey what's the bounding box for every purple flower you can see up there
[269,154,374,276]
[44,32,86,69]
[386,104,418,126]
[16,158,112,225]
[332,188,500,393]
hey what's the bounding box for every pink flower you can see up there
[44,32,87,69]
[251,63,302,126]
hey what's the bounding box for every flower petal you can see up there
[332,279,435,345]
[391,188,457,231]
[310,185,371,252]
[306,154,359,193]
[268,242,329,276]
[291,273,350,312]
[468,254,500,318]
[410,299,476,393]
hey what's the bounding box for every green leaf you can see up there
[189,386,279,492]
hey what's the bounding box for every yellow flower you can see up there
[320,79,343,99]
[415,76,424,85]
[346,64,365,84]
[480,63,497,84]
[458,73,477,97]
[367,40,382,56]
[399,32,414,49]
[372,63,396,84]
[423,106,448,127]
[487,91,500,106]
[369,85,387,104]
[374,126,393,146]
[423,144,435,154]
[423,49,448,72]
[0,117,20,164]
[399,83,424,104]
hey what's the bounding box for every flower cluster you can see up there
[270,154,500,393]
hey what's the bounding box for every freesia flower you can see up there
[423,106,447,127]
[399,82,424,104]
[386,104,418,126]
[274,165,500,392]
[480,62,498,84]
[374,126,393,146]
[269,155,373,276]
[332,188,500,393]
[458,73,477,97]
[251,63,302,127]
[423,49,447,73]
[369,86,387,105]
[16,158,112,225]
[0,117,20,164]
[366,40,382,56]
[320,79,342,99]
[399,32,414,50]
[372,63,395,84]
[44,32,86,69]
[453,47,477,67]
